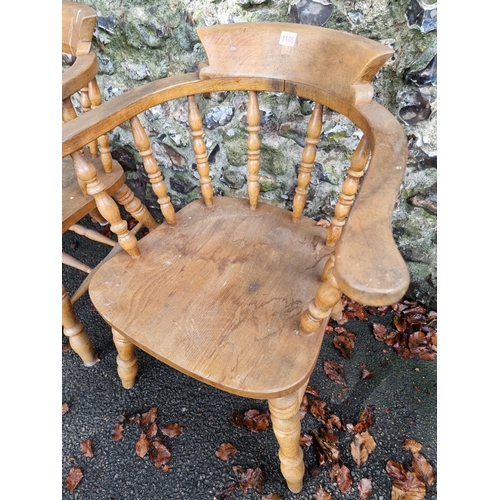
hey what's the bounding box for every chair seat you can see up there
[89,197,331,399]
[62,151,125,232]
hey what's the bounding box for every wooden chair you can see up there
[62,22,410,492]
[62,0,158,366]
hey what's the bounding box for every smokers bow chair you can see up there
[62,0,158,366]
[62,22,410,493]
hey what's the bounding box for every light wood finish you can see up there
[187,95,214,206]
[62,285,98,366]
[62,1,159,366]
[292,102,323,221]
[62,21,410,491]
[246,90,261,208]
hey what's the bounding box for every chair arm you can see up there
[332,101,410,306]
[62,73,284,157]
[62,53,99,100]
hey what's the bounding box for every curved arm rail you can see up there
[62,52,99,100]
[62,72,409,305]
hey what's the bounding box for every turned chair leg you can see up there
[62,285,99,367]
[112,328,138,389]
[268,389,305,493]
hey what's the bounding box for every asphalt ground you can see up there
[62,214,437,500]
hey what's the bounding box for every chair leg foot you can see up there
[112,328,138,389]
[62,285,99,367]
[268,390,305,493]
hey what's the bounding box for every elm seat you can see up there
[62,20,410,493]
[90,197,332,398]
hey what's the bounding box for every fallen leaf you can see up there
[305,385,320,396]
[215,481,238,500]
[135,433,150,458]
[140,407,158,427]
[309,399,327,418]
[161,422,183,438]
[358,478,373,499]
[65,466,83,492]
[361,368,375,380]
[313,428,340,465]
[80,439,93,458]
[411,452,434,487]
[146,422,158,439]
[149,438,171,469]
[350,431,376,466]
[333,327,356,359]
[62,403,69,416]
[312,484,332,499]
[232,409,269,432]
[402,439,422,454]
[386,459,426,500]
[112,423,124,441]
[261,494,281,499]
[215,442,238,460]
[337,464,353,493]
[323,360,347,385]
[352,406,374,433]
[232,465,264,493]
[299,394,309,419]
[300,433,314,447]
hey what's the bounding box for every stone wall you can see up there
[65,0,437,309]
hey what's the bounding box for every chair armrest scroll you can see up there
[62,53,99,100]
[332,102,410,306]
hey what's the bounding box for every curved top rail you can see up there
[198,22,393,106]
[62,0,96,56]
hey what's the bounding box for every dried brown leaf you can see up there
[402,439,422,454]
[305,385,320,396]
[149,438,171,469]
[358,478,373,499]
[135,433,150,458]
[352,406,374,433]
[333,327,356,359]
[232,409,269,433]
[146,422,158,439]
[112,423,124,441]
[299,394,309,419]
[62,403,69,416]
[65,467,83,492]
[215,442,238,460]
[80,439,93,458]
[215,481,238,500]
[312,485,332,500]
[140,407,158,427]
[386,460,426,499]
[323,360,347,386]
[337,464,353,493]
[261,495,282,500]
[313,429,340,464]
[161,422,183,438]
[300,433,314,447]
[361,367,375,380]
[411,452,434,487]
[309,399,327,418]
[232,465,264,493]
[350,431,376,466]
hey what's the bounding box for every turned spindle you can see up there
[129,115,176,225]
[187,95,214,206]
[247,91,261,209]
[292,103,323,222]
